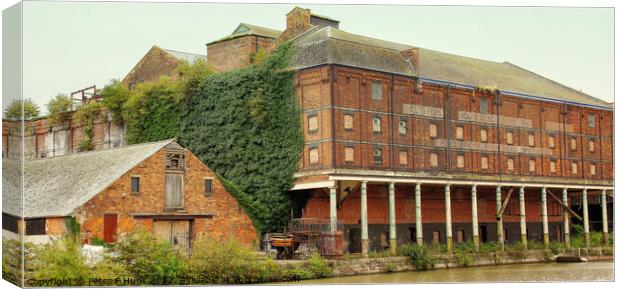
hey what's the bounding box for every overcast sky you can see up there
[14,1,615,111]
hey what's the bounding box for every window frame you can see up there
[344,146,355,163]
[131,176,140,195]
[371,80,383,101]
[308,114,319,133]
[372,116,382,133]
[480,127,488,143]
[343,114,354,131]
[588,113,596,128]
[309,147,319,164]
[25,218,46,236]
[373,147,383,166]
[429,123,438,139]
[204,178,213,197]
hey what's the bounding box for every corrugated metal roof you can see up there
[290,25,611,108]
[2,139,174,218]
[207,23,282,45]
[162,48,206,64]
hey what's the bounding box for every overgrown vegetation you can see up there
[74,101,104,151]
[408,245,435,271]
[99,80,129,125]
[3,98,40,120]
[179,43,303,234]
[46,94,73,128]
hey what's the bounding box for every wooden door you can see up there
[165,173,184,209]
[103,214,118,243]
[152,220,191,250]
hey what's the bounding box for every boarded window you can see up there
[131,177,140,194]
[588,140,595,152]
[481,156,489,170]
[430,153,438,168]
[506,131,514,145]
[308,115,318,132]
[571,162,578,174]
[529,159,536,173]
[588,113,596,128]
[25,218,46,235]
[570,138,577,151]
[166,153,185,170]
[590,164,596,176]
[399,151,408,166]
[429,123,438,138]
[345,147,354,163]
[457,154,465,169]
[373,147,382,166]
[528,133,535,147]
[309,148,319,164]
[344,114,354,131]
[548,135,555,148]
[2,213,18,233]
[457,230,465,243]
[399,120,407,135]
[371,81,383,100]
[480,98,488,114]
[204,179,213,196]
[165,173,184,209]
[480,128,488,143]
[456,126,464,140]
[432,230,441,244]
[372,117,382,133]
[507,158,515,171]
[549,160,557,173]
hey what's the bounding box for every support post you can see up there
[541,187,549,249]
[496,185,504,250]
[601,189,608,245]
[415,182,423,246]
[329,186,337,232]
[361,181,369,258]
[388,182,397,255]
[562,187,570,247]
[471,184,479,252]
[519,186,527,249]
[582,188,590,247]
[445,184,453,254]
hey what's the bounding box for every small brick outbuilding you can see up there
[2,139,257,249]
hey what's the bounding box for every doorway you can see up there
[103,214,118,243]
[153,219,192,250]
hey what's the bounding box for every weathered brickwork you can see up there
[75,147,257,247]
[207,35,274,72]
[122,46,183,87]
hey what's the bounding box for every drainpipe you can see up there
[445,85,452,172]
[330,65,336,170]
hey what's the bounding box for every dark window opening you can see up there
[408,227,416,243]
[2,213,18,233]
[432,230,441,244]
[131,177,140,194]
[457,230,465,243]
[26,218,46,235]
[480,225,488,243]
[205,179,213,196]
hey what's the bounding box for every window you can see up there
[344,114,354,131]
[548,135,555,148]
[429,123,438,138]
[456,126,464,140]
[506,131,514,145]
[166,153,185,170]
[165,173,184,209]
[345,146,355,163]
[549,160,557,173]
[131,177,140,194]
[528,133,535,147]
[399,119,407,135]
[481,156,489,170]
[590,164,596,176]
[25,218,46,235]
[480,98,488,114]
[529,159,536,173]
[308,115,318,133]
[480,128,488,143]
[570,138,577,151]
[372,117,382,133]
[371,80,383,100]
[457,230,465,243]
[457,154,465,169]
[571,162,578,175]
[373,147,382,166]
[588,140,595,153]
[588,113,596,128]
[309,147,319,164]
[2,213,18,233]
[432,230,441,244]
[204,179,213,196]
[507,158,515,171]
[430,153,439,168]
[399,151,408,166]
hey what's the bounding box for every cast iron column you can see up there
[415,182,423,246]
[388,182,397,255]
[360,181,369,257]
[471,184,480,251]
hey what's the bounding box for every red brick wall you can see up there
[122,46,181,87]
[207,35,273,72]
[76,147,257,247]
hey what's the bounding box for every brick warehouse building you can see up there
[202,7,614,255]
[2,139,257,249]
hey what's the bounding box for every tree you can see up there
[46,94,73,127]
[100,79,129,125]
[3,99,40,120]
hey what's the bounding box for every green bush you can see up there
[454,249,473,267]
[589,231,604,247]
[46,94,73,128]
[2,239,24,286]
[304,253,332,278]
[100,79,130,125]
[454,241,476,254]
[527,240,545,250]
[479,242,501,254]
[549,241,565,255]
[112,228,184,285]
[505,242,527,260]
[3,98,40,120]
[409,245,435,271]
[368,250,390,258]
[397,243,417,256]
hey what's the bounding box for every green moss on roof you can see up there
[207,23,282,45]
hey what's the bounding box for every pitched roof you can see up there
[290,25,611,109]
[162,48,207,64]
[207,23,282,45]
[2,139,174,218]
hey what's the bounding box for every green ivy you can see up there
[74,101,103,151]
[100,79,129,125]
[46,94,73,129]
[180,43,303,234]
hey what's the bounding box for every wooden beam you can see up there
[546,189,583,221]
[497,187,515,218]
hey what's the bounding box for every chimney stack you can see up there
[400,48,420,75]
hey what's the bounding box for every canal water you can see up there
[294,261,614,284]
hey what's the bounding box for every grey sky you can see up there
[19,1,614,111]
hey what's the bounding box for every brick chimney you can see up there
[400,48,420,75]
[267,7,313,51]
